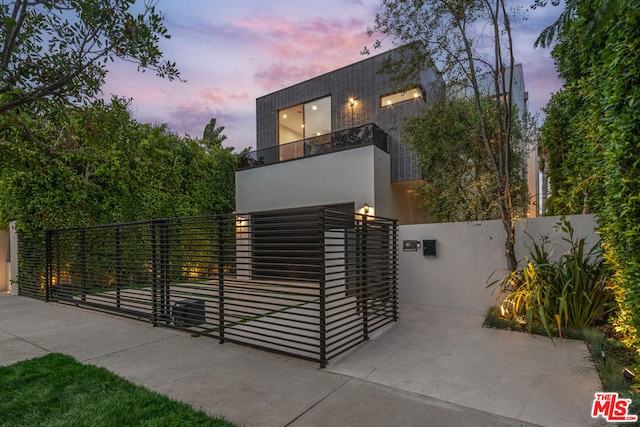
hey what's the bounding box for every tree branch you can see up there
[1,0,29,69]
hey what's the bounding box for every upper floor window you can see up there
[278,96,331,145]
[380,87,424,107]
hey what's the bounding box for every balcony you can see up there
[238,123,388,170]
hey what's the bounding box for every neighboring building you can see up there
[237,48,445,224]
[476,64,539,218]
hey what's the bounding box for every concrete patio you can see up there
[0,295,606,426]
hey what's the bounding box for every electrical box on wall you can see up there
[423,239,437,257]
[402,240,420,252]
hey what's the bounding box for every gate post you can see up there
[158,219,170,324]
[319,209,327,368]
[79,229,86,302]
[361,214,369,341]
[392,220,399,322]
[45,230,52,302]
[217,216,225,344]
[151,220,158,327]
[115,228,121,309]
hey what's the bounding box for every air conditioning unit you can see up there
[173,299,205,327]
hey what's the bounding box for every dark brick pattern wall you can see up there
[256,50,444,182]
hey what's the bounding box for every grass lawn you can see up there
[0,353,236,427]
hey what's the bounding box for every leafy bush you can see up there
[583,328,607,363]
[539,0,640,350]
[0,99,236,234]
[491,219,614,338]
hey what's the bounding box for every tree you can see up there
[0,98,236,233]
[405,96,528,222]
[532,0,618,48]
[0,0,180,115]
[365,0,524,271]
[202,118,227,151]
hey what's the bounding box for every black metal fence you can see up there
[17,208,398,367]
[237,123,388,170]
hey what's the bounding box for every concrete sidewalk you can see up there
[1,295,603,426]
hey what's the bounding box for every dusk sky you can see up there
[101,0,564,152]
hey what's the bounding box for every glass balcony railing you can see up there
[237,123,388,170]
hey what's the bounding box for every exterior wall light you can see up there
[358,203,374,220]
[235,215,247,227]
[348,97,356,126]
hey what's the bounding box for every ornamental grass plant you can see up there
[490,218,614,339]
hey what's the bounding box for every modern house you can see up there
[236,49,445,224]
[236,49,537,223]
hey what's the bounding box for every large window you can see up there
[278,96,331,160]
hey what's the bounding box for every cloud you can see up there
[165,105,237,139]
[200,87,250,105]
[102,0,562,151]
[233,15,372,91]
[254,62,322,91]
[160,86,254,137]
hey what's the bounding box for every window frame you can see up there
[380,86,425,108]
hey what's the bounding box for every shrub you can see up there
[491,218,614,338]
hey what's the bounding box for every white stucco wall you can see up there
[9,222,18,295]
[236,145,392,216]
[398,214,598,312]
[0,230,8,293]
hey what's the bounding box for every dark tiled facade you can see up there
[256,50,444,182]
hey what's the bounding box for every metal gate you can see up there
[17,208,398,367]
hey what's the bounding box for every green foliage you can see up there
[203,118,228,150]
[0,0,180,114]
[582,329,637,392]
[583,328,607,363]
[491,219,614,339]
[540,0,640,348]
[484,306,521,331]
[0,353,235,426]
[405,96,528,222]
[365,0,524,270]
[0,98,236,234]
[540,90,597,215]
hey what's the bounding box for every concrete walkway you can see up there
[0,295,604,426]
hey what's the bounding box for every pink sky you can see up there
[101,0,563,152]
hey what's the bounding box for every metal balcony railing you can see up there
[238,123,388,170]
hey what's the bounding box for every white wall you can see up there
[389,180,432,225]
[398,215,598,312]
[0,230,8,293]
[9,222,18,295]
[236,145,392,216]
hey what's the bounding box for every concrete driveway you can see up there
[327,305,605,427]
[0,295,605,426]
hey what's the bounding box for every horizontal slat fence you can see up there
[17,208,398,367]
